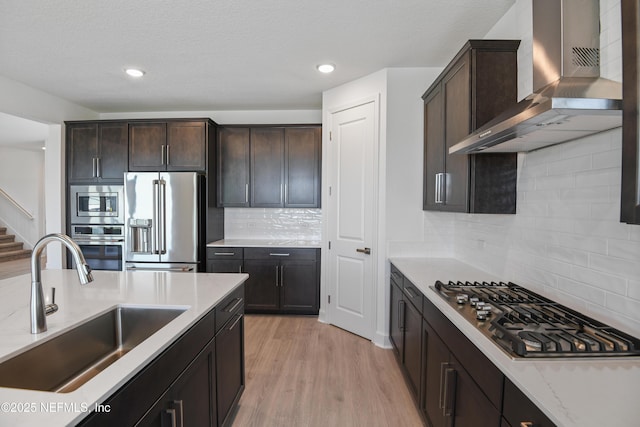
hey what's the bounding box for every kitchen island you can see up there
[390,257,640,427]
[0,269,248,426]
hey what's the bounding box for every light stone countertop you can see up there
[207,238,321,248]
[389,257,640,427]
[0,269,248,427]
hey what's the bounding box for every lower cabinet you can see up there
[137,339,217,426]
[78,284,245,427]
[207,247,244,273]
[502,378,555,427]
[240,247,319,315]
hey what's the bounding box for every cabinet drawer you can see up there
[244,247,317,260]
[402,277,423,314]
[390,264,403,287]
[216,285,245,334]
[207,247,243,260]
[503,378,556,427]
[423,296,504,410]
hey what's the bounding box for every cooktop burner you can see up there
[432,280,640,358]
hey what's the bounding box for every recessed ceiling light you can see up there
[125,68,145,78]
[317,63,335,74]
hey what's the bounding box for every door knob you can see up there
[356,247,371,255]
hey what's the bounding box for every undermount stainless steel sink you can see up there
[0,306,186,393]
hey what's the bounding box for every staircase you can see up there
[0,227,31,263]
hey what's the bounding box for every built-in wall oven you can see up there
[70,224,124,271]
[69,184,125,271]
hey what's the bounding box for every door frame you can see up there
[320,94,381,342]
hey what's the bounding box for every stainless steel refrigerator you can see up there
[124,172,204,272]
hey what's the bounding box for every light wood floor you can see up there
[231,315,423,427]
[0,257,31,280]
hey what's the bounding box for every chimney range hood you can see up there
[450,0,622,154]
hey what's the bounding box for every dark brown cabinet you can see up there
[206,247,243,273]
[621,0,640,224]
[217,127,250,207]
[502,378,556,427]
[243,247,319,314]
[137,338,217,427]
[215,287,245,427]
[389,266,422,399]
[78,284,244,427]
[129,120,207,172]
[217,125,321,208]
[67,122,128,183]
[422,40,519,213]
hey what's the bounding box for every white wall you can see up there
[0,75,98,268]
[0,146,44,248]
[439,0,640,336]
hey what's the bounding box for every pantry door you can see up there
[327,99,377,339]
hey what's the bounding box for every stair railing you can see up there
[0,187,34,220]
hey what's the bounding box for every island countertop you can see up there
[0,269,248,427]
[389,257,640,427]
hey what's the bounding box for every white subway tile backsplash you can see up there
[607,238,640,261]
[556,277,606,305]
[547,155,592,176]
[589,252,640,279]
[605,293,640,323]
[571,265,627,296]
[592,149,621,169]
[224,208,321,240]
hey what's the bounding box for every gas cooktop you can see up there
[432,280,640,358]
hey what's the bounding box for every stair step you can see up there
[0,249,31,263]
[0,234,16,243]
[0,227,6,236]
[0,242,23,253]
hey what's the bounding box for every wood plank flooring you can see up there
[231,315,423,427]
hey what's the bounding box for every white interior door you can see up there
[327,100,376,340]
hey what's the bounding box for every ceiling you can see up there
[0,0,514,113]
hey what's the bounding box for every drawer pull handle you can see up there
[269,253,290,257]
[404,287,419,299]
[228,313,243,331]
[213,252,235,256]
[224,297,243,313]
[520,423,534,427]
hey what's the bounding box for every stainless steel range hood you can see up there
[450,0,622,154]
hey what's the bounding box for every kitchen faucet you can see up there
[30,233,93,334]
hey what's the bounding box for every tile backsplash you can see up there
[224,208,321,240]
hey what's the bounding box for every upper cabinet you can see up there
[217,125,321,208]
[129,120,208,172]
[67,122,128,184]
[621,0,640,224]
[422,40,520,213]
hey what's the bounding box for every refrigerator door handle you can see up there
[152,179,160,254]
[158,179,167,255]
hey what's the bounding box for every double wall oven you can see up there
[69,185,125,271]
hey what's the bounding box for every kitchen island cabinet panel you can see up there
[215,312,244,427]
[422,40,519,214]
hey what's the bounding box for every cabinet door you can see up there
[129,122,167,171]
[280,259,318,314]
[243,259,280,312]
[403,299,422,398]
[216,313,245,427]
[503,378,556,427]
[68,123,98,183]
[251,127,284,207]
[422,320,450,427]
[423,86,445,211]
[389,281,404,360]
[217,127,250,207]
[167,121,206,171]
[442,54,471,212]
[137,339,216,427]
[97,123,128,182]
[284,127,320,207]
[449,354,501,427]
